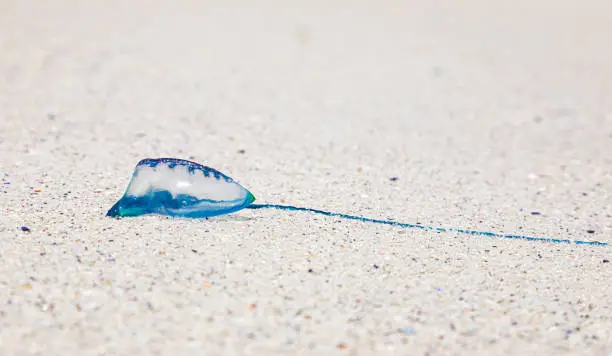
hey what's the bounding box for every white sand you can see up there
[1,0,611,354]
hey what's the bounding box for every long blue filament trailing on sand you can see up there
[247,204,608,246]
[107,158,608,246]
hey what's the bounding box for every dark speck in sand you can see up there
[308,268,313,273]
[603,259,609,263]
[531,212,541,215]
[21,226,31,232]
[373,264,379,269]
[238,149,246,154]
[586,230,595,234]
[192,249,198,253]
[399,327,416,335]
[389,177,399,181]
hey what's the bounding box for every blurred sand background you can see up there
[1,0,611,354]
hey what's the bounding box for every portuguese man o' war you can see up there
[107,158,255,218]
[107,158,607,246]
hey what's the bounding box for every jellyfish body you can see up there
[107,158,255,218]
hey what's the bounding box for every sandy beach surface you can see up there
[1,0,611,354]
